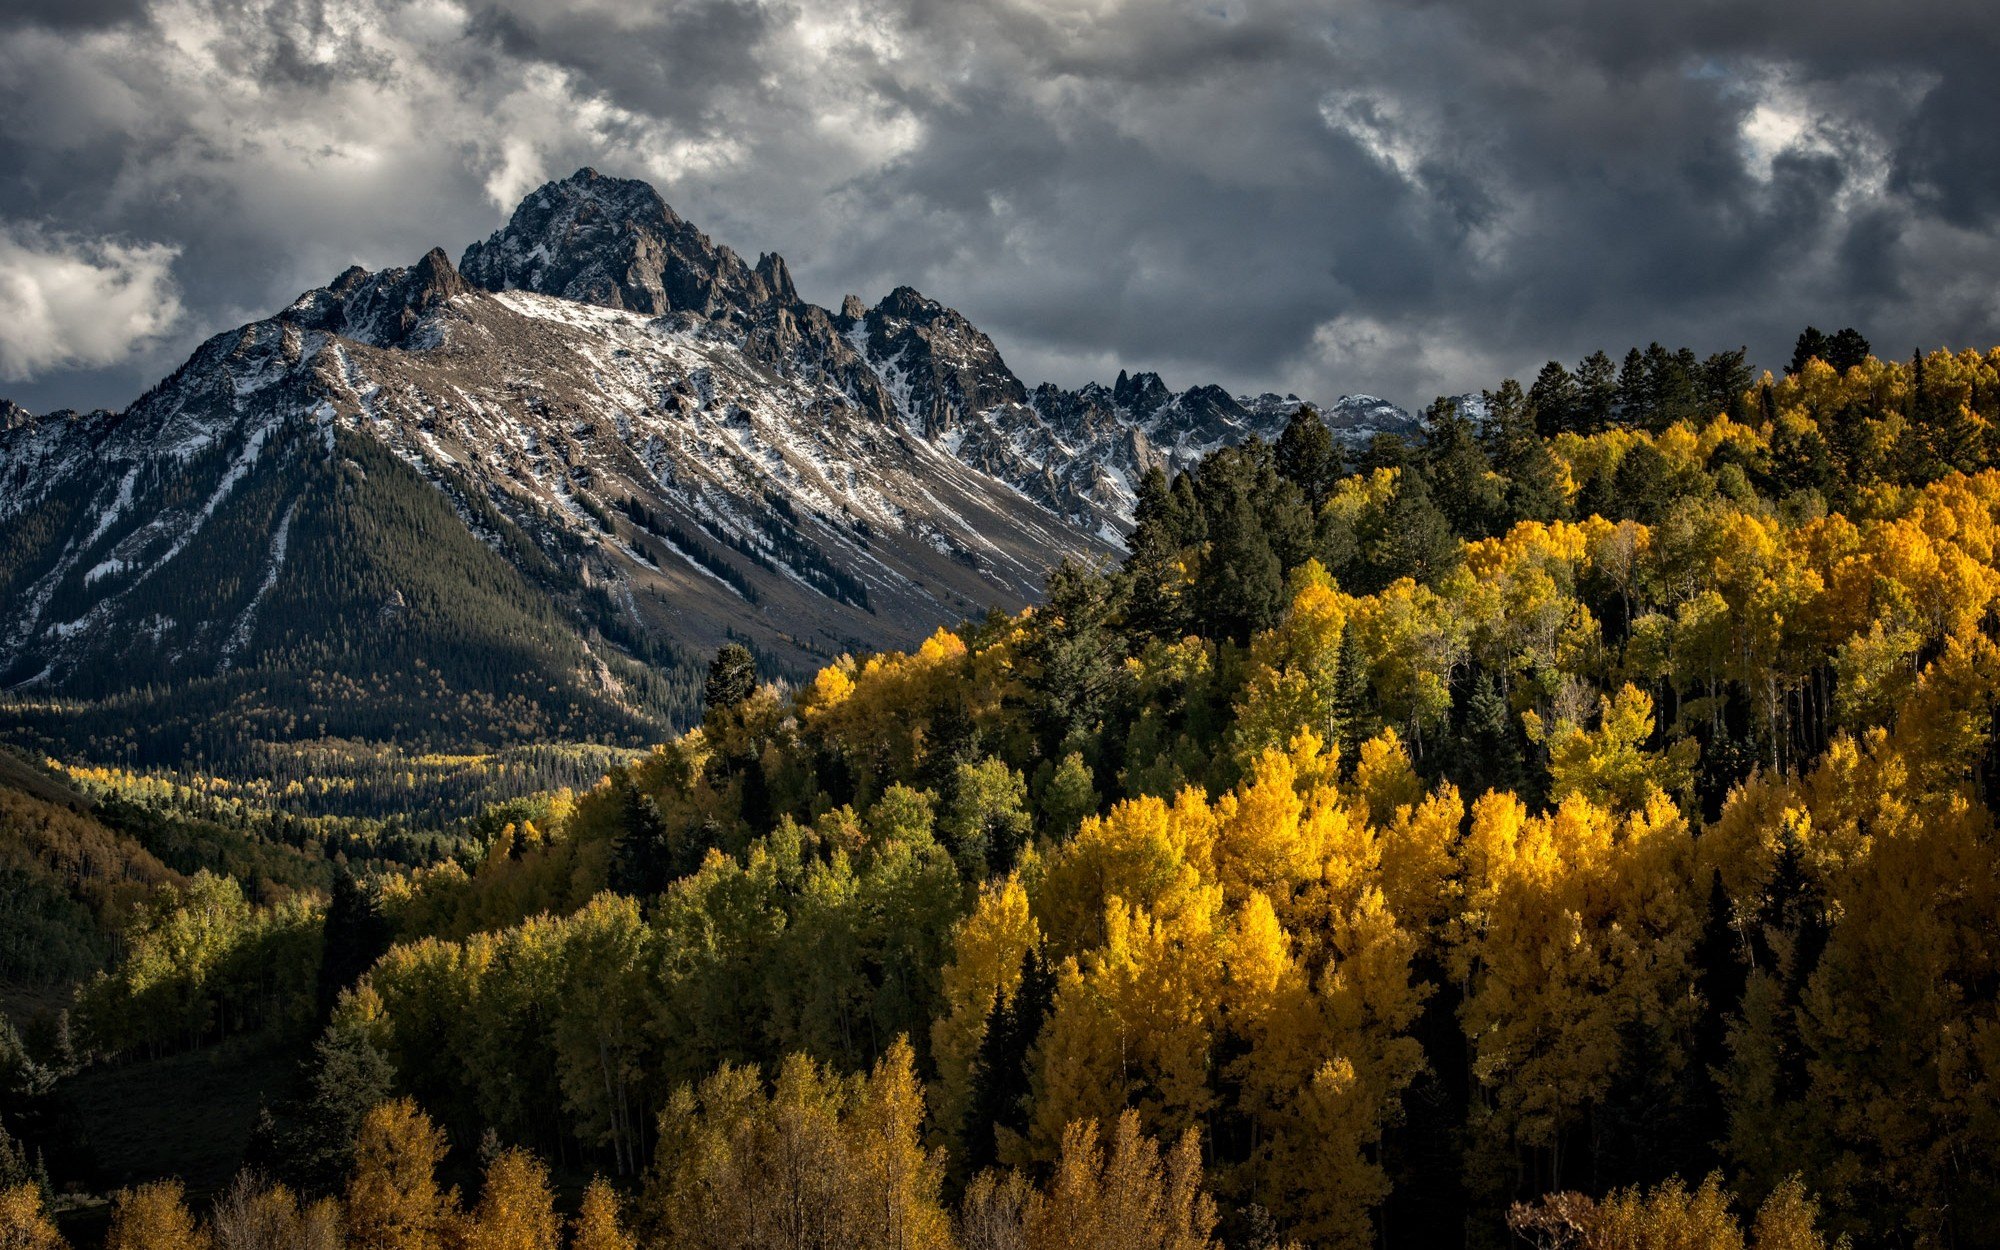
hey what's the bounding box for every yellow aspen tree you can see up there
[1232,566,1350,760]
[0,1185,67,1250]
[959,1170,1032,1250]
[845,1038,955,1250]
[932,875,1042,1140]
[1751,1178,1846,1250]
[299,1200,343,1250]
[1510,1174,1746,1250]
[104,1181,208,1250]
[1456,792,1698,1192]
[1034,790,1215,959]
[1241,890,1426,1249]
[1375,783,1464,942]
[1525,684,1694,812]
[208,1173,304,1250]
[466,1147,559,1250]
[345,1098,460,1250]
[568,1180,634,1250]
[1209,740,1340,910]
[1036,897,1222,1154]
[1351,731,1422,828]
[1024,1111,1219,1250]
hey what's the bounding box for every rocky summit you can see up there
[0,169,1408,750]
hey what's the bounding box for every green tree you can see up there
[703,644,759,719]
[1275,405,1343,511]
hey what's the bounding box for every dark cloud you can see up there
[0,0,145,32]
[1,0,1996,416]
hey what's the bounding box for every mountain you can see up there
[0,169,1390,758]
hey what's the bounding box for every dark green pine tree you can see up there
[1193,474,1286,643]
[1168,471,1206,546]
[702,643,758,718]
[1824,327,1871,373]
[1448,670,1527,800]
[1615,347,1650,427]
[1574,350,1618,434]
[1333,627,1377,760]
[1613,440,1676,523]
[1701,347,1755,422]
[1274,404,1344,511]
[1527,360,1578,438]
[1483,377,1568,524]
[609,779,676,897]
[1026,559,1126,757]
[1479,378,1536,468]
[286,1018,395,1192]
[1421,396,1501,538]
[1124,466,1193,641]
[961,950,1054,1175]
[1641,344,1702,430]
[1788,326,1830,376]
[316,870,392,1021]
[1359,472,1461,592]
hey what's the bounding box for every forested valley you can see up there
[10,330,2000,1248]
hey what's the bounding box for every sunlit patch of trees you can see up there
[12,334,2000,1247]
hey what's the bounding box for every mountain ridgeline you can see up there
[0,169,1388,766]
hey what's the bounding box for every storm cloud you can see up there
[2,0,1995,414]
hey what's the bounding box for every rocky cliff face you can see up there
[0,169,1411,743]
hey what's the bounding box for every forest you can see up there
[7,329,2000,1248]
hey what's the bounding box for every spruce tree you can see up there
[1275,404,1343,510]
[609,781,675,897]
[1193,473,1285,643]
[1421,396,1500,538]
[317,871,392,1021]
[1615,347,1650,427]
[1125,466,1191,640]
[1612,440,1674,523]
[1527,360,1578,438]
[1359,473,1460,592]
[1788,326,1830,376]
[961,951,1053,1174]
[701,643,758,718]
[1026,560,1125,756]
[1825,327,1871,373]
[1574,350,1618,433]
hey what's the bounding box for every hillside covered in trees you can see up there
[8,331,2000,1248]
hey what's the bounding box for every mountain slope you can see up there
[0,169,1392,759]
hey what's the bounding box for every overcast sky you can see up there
[3,0,1998,415]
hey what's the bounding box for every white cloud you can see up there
[0,226,183,382]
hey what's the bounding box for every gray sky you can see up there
[3,0,1997,415]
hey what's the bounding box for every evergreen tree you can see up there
[609,780,675,898]
[1480,378,1536,467]
[1615,347,1649,426]
[701,644,758,719]
[1274,405,1343,510]
[317,871,391,1021]
[1788,326,1830,376]
[290,1018,395,1192]
[1124,467,1192,641]
[1825,326,1871,372]
[1193,472,1285,643]
[1527,360,1578,438]
[1358,473,1460,592]
[1613,441,1675,523]
[1421,396,1501,538]
[1574,350,1618,433]
[1701,347,1755,422]
[1448,670,1527,799]
[962,950,1054,1174]
[1026,560,1126,756]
